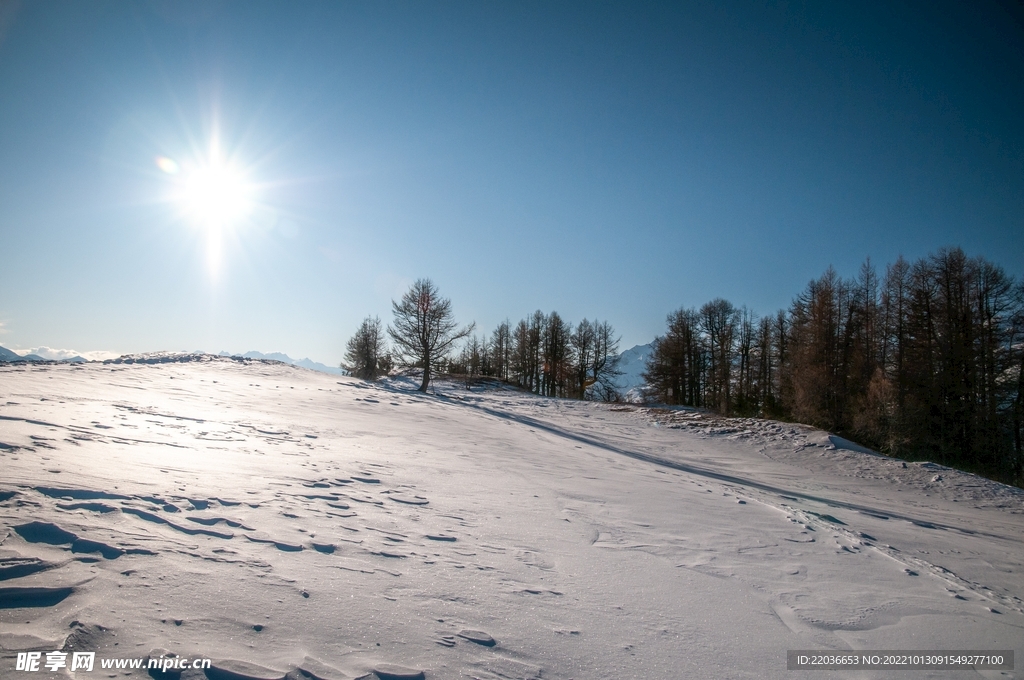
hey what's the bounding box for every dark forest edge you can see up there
[644,247,1024,489]
[344,249,1024,489]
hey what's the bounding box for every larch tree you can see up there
[700,298,739,413]
[643,307,703,406]
[388,279,474,392]
[342,316,390,380]
[570,319,596,399]
[589,320,622,401]
[490,321,512,382]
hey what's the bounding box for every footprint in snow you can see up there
[457,629,496,646]
[373,664,426,680]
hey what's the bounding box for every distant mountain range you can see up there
[0,344,343,373]
[614,342,652,400]
[0,345,86,363]
[219,351,345,376]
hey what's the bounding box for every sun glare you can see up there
[156,130,263,279]
[155,156,179,174]
[182,164,252,229]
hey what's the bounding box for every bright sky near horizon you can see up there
[1,1,1022,364]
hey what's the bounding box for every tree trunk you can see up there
[419,357,430,392]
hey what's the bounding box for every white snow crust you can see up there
[0,356,1021,679]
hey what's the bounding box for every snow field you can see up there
[0,357,1021,679]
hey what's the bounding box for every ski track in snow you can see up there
[0,356,1022,679]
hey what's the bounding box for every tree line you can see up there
[445,312,621,400]
[343,279,621,400]
[643,248,1024,486]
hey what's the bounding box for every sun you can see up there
[181,163,253,229]
[155,132,262,279]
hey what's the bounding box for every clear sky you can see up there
[1,1,1022,363]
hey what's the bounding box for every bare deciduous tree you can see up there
[388,279,474,392]
[490,321,512,382]
[589,320,622,401]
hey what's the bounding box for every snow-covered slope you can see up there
[614,342,653,401]
[0,357,1021,679]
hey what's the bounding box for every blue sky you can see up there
[1,1,1022,362]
